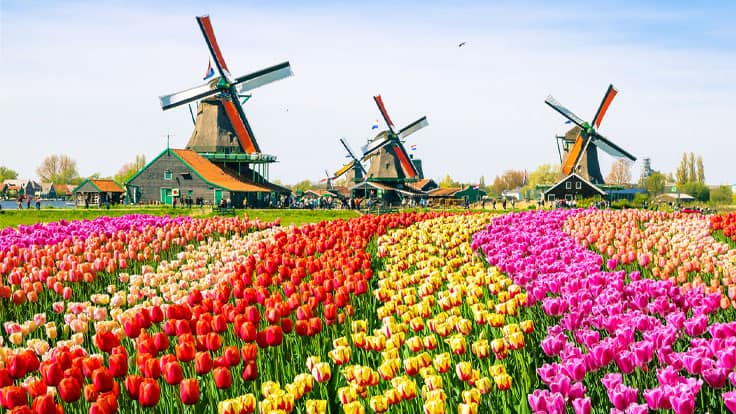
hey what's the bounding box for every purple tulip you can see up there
[670,393,695,414]
[703,366,728,389]
[723,390,736,413]
[571,397,591,414]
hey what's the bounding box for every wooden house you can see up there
[73,179,125,207]
[456,186,487,204]
[409,178,438,193]
[52,184,73,199]
[543,173,605,203]
[126,148,288,208]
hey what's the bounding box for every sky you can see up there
[1,0,735,186]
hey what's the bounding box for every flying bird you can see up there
[458,41,466,47]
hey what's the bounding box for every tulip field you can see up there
[2,210,736,414]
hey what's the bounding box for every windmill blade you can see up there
[390,143,419,178]
[340,138,360,161]
[592,84,618,128]
[398,116,429,140]
[591,133,636,161]
[545,95,587,129]
[196,15,232,81]
[220,95,260,153]
[333,163,354,179]
[325,169,331,178]
[159,80,222,110]
[373,95,396,133]
[234,62,293,93]
[361,136,391,157]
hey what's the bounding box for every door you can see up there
[160,188,172,205]
[214,189,223,206]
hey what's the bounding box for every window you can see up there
[181,173,193,180]
[547,194,556,201]
[575,182,582,189]
[164,171,172,180]
[565,181,572,189]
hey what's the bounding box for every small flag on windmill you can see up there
[203,61,215,80]
[410,144,417,151]
[371,120,379,130]
[564,120,572,124]
[473,184,480,190]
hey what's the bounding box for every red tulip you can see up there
[163,320,177,336]
[138,379,160,407]
[124,375,142,400]
[152,332,169,353]
[163,362,183,385]
[294,320,309,336]
[40,361,63,386]
[0,368,12,387]
[241,344,258,362]
[108,353,127,378]
[149,305,164,323]
[211,314,227,333]
[25,380,46,399]
[82,357,103,378]
[223,346,240,367]
[242,360,258,382]
[64,366,83,383]
[1,386,27,409]
[31,394,57,414]
[195,319,210,336]
[175,320,191,336]
[205,333,222,352]
[179,379,200,405]
[324,303,337,320]
[143,358,161,379]
[238,322,256,342]
[213,366,233,389]
[308,317,322,336]
[84,383,98,403]
[175,342,196,363]
[123,318,141,339]
[94,331,120,353]
[92,368,114,393]
[57,377,82,403]
[244,306,260,324]
[280,318,293,334]
[194,352,213,375]
[7,354,28,379]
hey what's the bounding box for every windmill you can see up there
[545,84,636,184]
[334,138,367,184]
[158,15,293,186]
[361,95,428,181]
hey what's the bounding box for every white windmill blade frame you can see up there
[235,62,294,94]
[591,134,637,161]
[361,137,391,157]
[545,95,587,129]
[159,80,221,110]
[398,116,429,140]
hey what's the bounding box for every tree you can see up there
[675,153,688,185]
[291,180,312,193]
[688,152,696,183]
[696,155,705,184]
[36,154,79,183]
[0,166,18,182]
[710,185,733,205]
[439,174,459,188]
[605,159,632,185]
[492,170,526,194]
[645,171,666,196]
[114,154,146,184]
[681,182,710,202]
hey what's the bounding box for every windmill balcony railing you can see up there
[200,152,277,163]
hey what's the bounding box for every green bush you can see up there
[611,199,631,209]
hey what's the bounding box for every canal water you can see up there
[0,200,75,210]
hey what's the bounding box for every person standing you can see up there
[35,196,41,210]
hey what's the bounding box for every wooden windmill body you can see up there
[158,15,292,189]
[546,85,635,185]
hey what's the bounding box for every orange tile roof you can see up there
[172,149,272,192]
[429,187,461,197]
[90,180,125,193]
[53,184,73,195]
[409,178,431,190]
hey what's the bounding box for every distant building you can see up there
[126,148,290,208]
[543,173,606,202]
[73,179,125,207]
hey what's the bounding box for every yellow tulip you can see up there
[369,395,389,413]
[305,399,327,414]
[423,399,445,414]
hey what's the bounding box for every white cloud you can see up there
[1,1,734,185]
